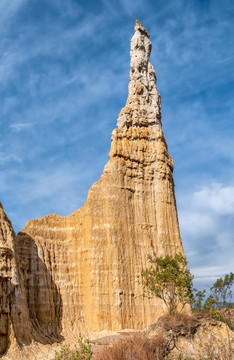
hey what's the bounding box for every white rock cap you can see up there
[117,20,162,129]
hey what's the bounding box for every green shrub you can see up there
[142,254,193,315]
[54,336,93,360]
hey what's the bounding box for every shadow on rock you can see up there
[12,231,64,346]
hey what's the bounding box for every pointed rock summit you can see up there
[118,20,161,129]
[1,21,184,351]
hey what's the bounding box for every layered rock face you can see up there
[14,20,184,338]
[0,204,32,355]
[0,203,15,354]
[1,20,184,348]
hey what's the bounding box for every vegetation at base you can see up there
[95,333,166,360]
[53,262,233,360]
[192,272,234,330]
[142,253,233,330]
[192,272,234,310]
[54,335,93,360]
[94,329,231,360]
[142,254,193,315]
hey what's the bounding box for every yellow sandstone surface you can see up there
[1,21,233,360]
[16,126,183,338]
[0,20,185,354]
[15,20,184,340]
[0,203,33,355]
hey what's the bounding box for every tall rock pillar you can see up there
[15,20,184,337]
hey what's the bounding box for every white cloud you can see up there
[192,265,231,279]
[178,182,234,286]
[0,51,23,83]
[194,184,234,215]
[10,123,34,132]
[180,212,215,237]
[0,0,233,289]
[0,153,21,164]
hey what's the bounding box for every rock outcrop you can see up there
[146,316,234,359]
[15,20,184,337]
[0,203,32,355]
[1,20,185,352]
[0,202,15,355]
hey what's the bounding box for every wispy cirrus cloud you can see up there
[10,123,34,132]
[0,0,26,25]
[0,153,22,164]
[0,0,233,290]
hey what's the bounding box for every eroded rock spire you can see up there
[0,22,185,354]
[117,20,162,129]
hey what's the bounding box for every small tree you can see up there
[142,254,193,315]
[207,272,234,308]
[192,289,207,309]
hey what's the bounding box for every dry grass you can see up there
[94,333,166,360]
[158,312,199,335]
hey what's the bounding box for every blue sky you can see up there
[0,0,234,291]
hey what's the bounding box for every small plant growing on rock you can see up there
[54,336,93,360]
[142,254,193,315]
[54,343,71,360]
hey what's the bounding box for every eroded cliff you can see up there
[0,203,32,355]
[1,20,184,350]
[15,20,184,338]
